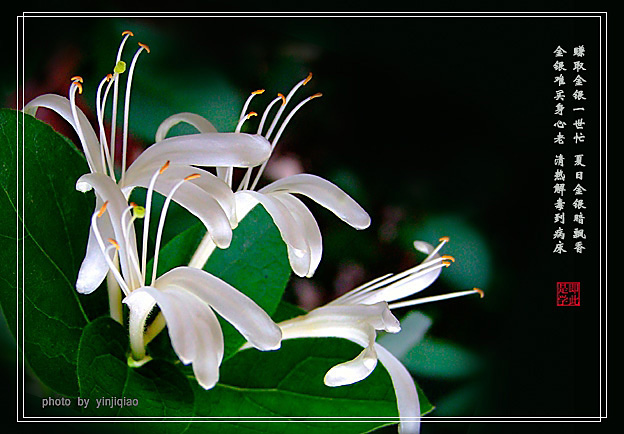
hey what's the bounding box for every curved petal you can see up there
[76,173,138,281]
[324,341,378,387]
[129,133,272,174]
[123,163,237,230]
[155,267,282,351]
[155,112,218,142]
[130,286,224,389]
[235,191,308,253]
[259,174,370,230]
[272,193,322,278]
[24,94,104,173]
[375,343,421,434]
[76,199,114,294]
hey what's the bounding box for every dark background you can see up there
[2,10,608,434]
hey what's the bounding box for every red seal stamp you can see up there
[556,282,580,306]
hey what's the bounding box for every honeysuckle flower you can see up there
[156,74,371,277]
[80,165,281,390]
[262,237,484,434]
[23,31,272,295]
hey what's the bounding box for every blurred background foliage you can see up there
[3,14,604,434]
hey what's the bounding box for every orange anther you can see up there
[441,255,456,262]
[439,236,450,243]
[138,42,150,53]
[303,72,313,86]
[252,89,265,95]
[74,82,83,94]
[184,173,201,181]
[310,92,323,99]
[98,201,109,217]
[71,76,83,83]
[106,73,113,81]
[474,288,485,298]
[159,160,170,174]
[278,93,286,106]
[122,30,134,37]
[442,261,452,267]
[246,111,258,119]
[108,238,121,250]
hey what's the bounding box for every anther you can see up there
[439,236,450,242]
[278,93,286,106]
[310,92,323,99]
[97,201,109,217]
[474,288,485,298]
[442,261,452,267]
[122,30,134,37]
[114,61,127,74]
[184,173,201,181]
[71,76,83,83]
[108,238,121,250]
[74,82,83,94]
[138,42,151,53]
[159,160,170,174]
[303,72,313,86]
[246,111,258,119]
[441,254,456,262]
[252,89,265,95]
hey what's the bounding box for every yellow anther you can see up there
[159,160,170,174]
[278,93,286,106]
[252,89,265,95]
[441,254,456,262]
[97,201,109,217]
[442,261,452,267]
[138,42,151,53]
[133,205,146,219]
[184,173,201,181]
[474,288,485,298]
[303,72,313,86]
[310,92,323,99]
[439,236,450,243]
[114,60,127,74]
[71,76,83,83]
[246,111,258,119]
[122,30,134,37]
[108,238,121,250]
[74,82,83,94]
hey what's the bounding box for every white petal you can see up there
[24,94,104,173]
[375,343,421,434]
[155,267,282,351]
[155,112,218,142]
[324,341,378,387]
[259,174,371,229]
[273,193,322,278]
[132,286,224,389]
[129,133,271,173]
[76,201,114,294]
[123,163,238,228]
[76,173,138,280]
[235,191,308,253]
[413,241,436,257]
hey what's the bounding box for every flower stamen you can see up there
[388,287,484,309]
[151,173,201,285]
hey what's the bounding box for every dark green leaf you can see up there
[0,108,105,397]
[77,317,194,431]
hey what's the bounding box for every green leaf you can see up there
[0,108,106,397]
[77,317,194,431]
[188,338,398,434]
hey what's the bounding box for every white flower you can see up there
[80,166,281,390]
[23,31,273,294]
[157,74,371,277]
[269,237,484,434]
